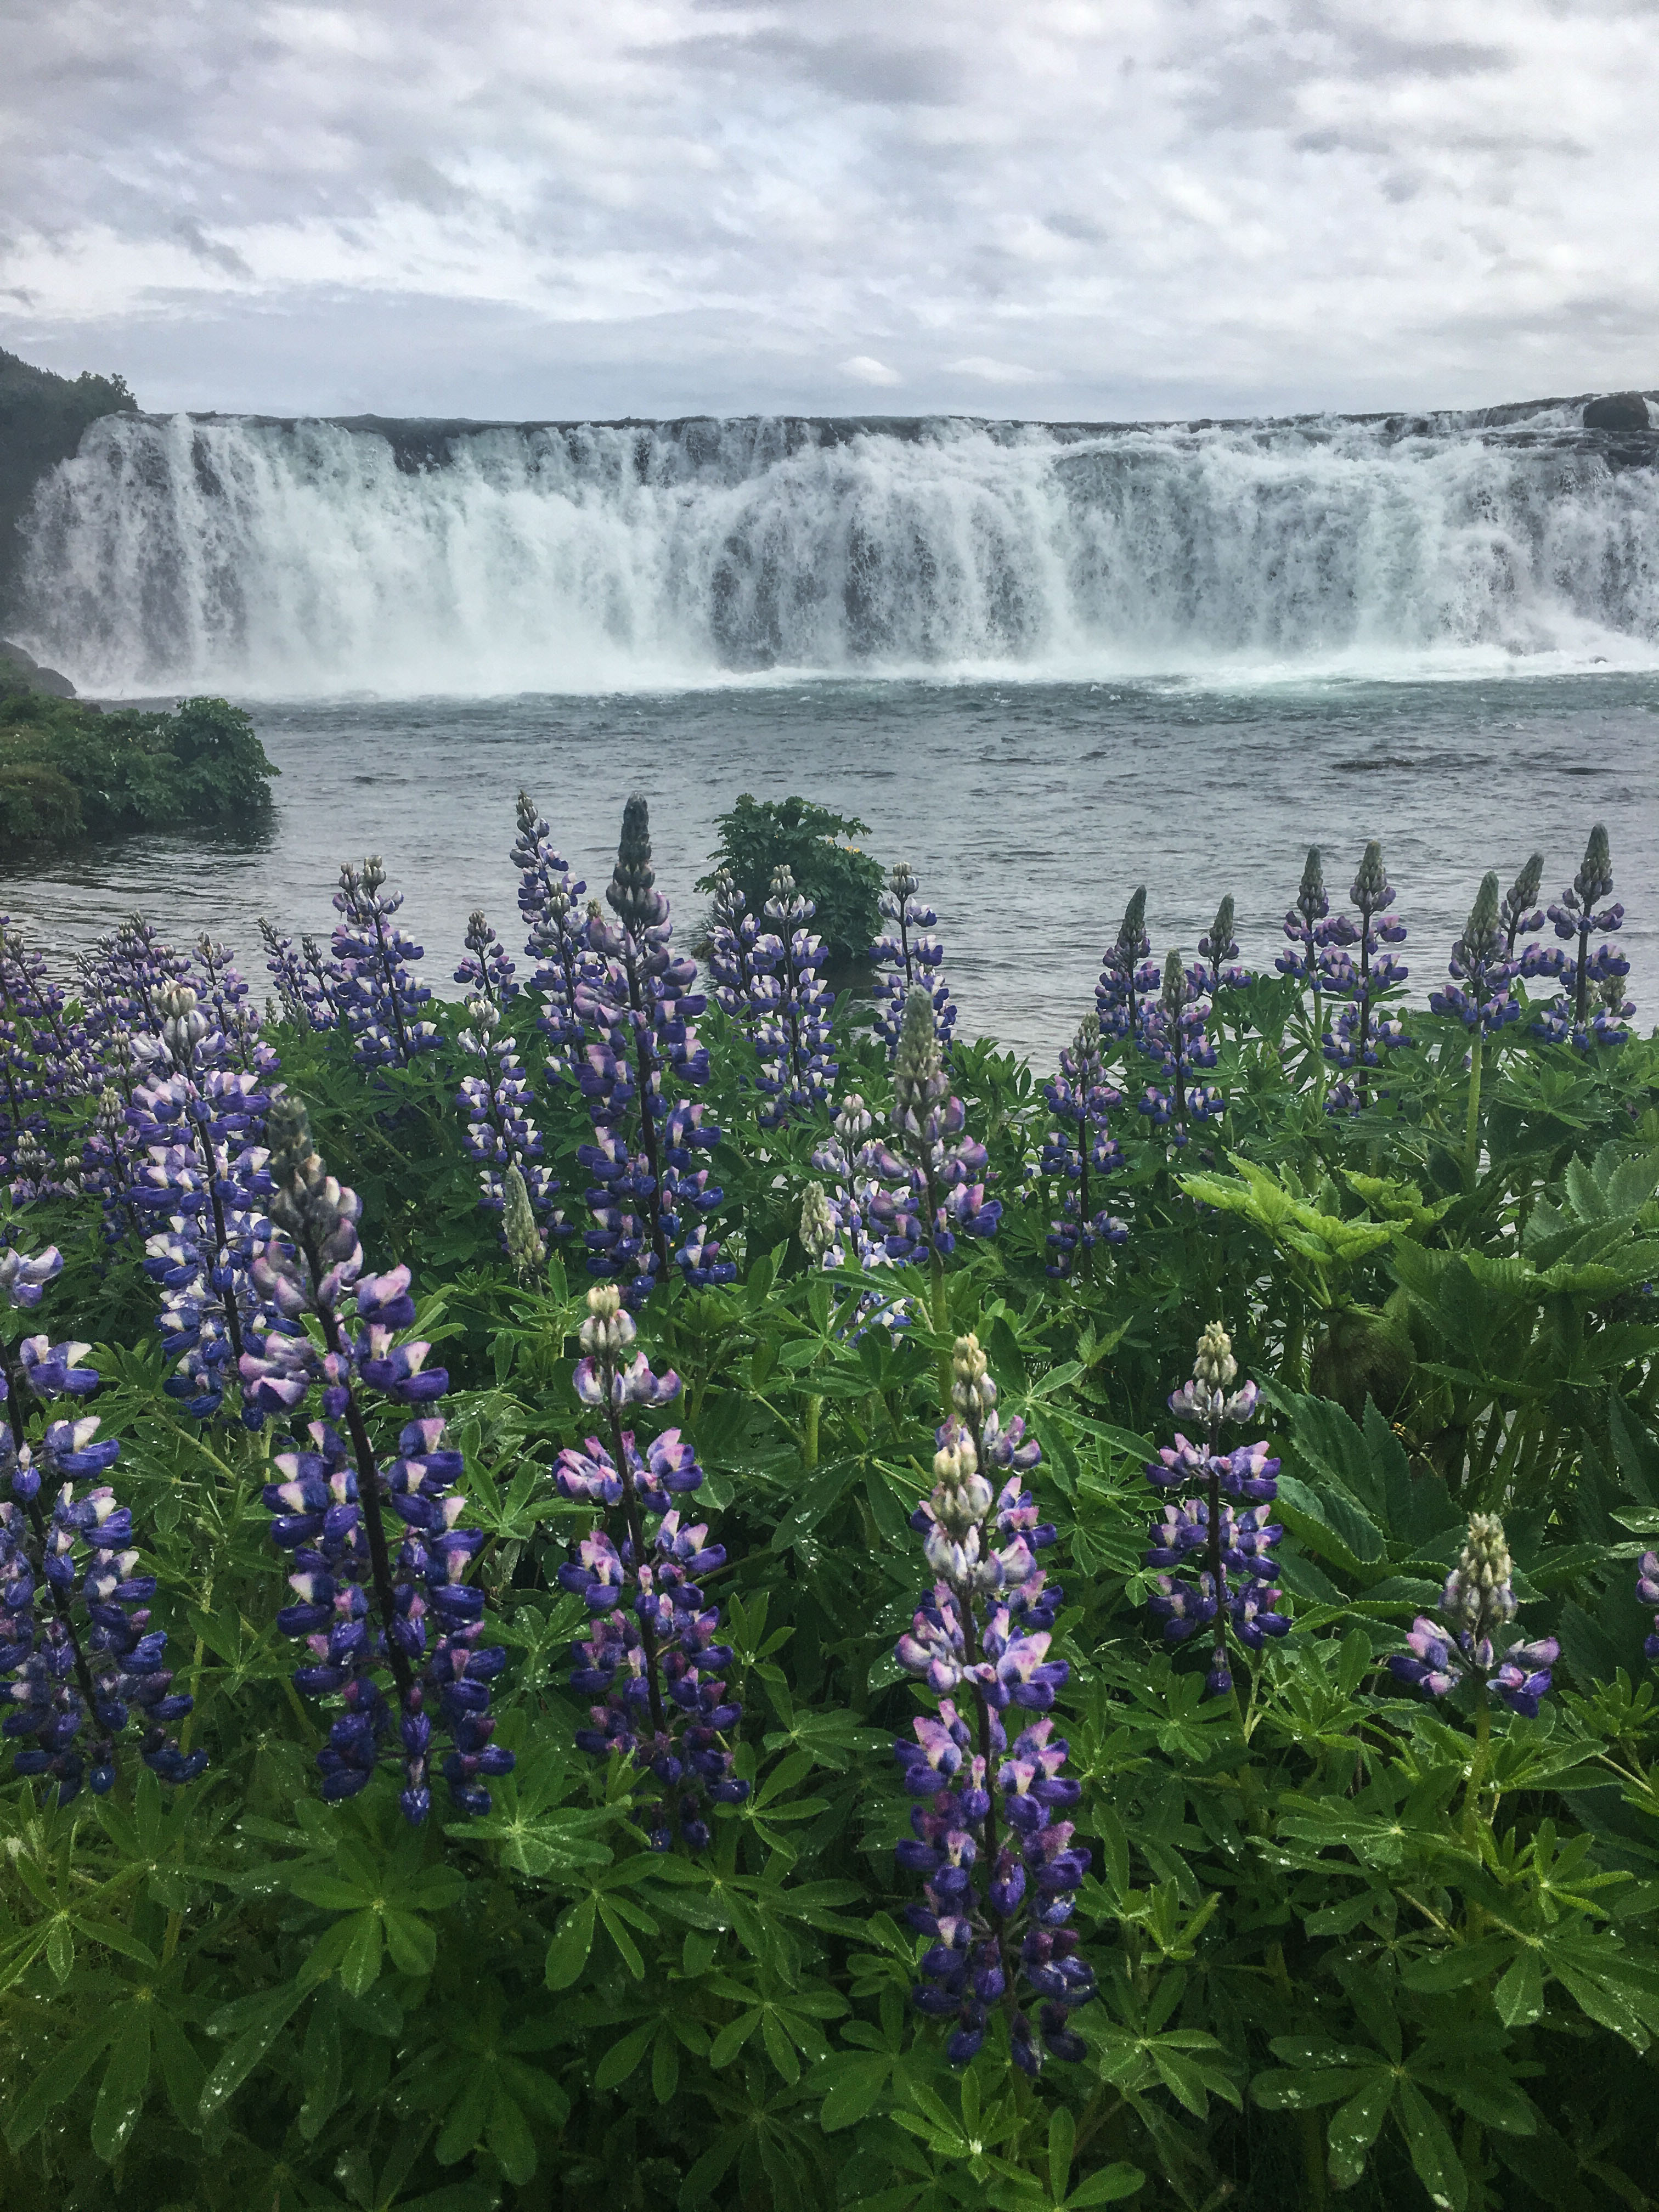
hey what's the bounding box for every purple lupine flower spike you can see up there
[454,909,518,1005]
[894,1335,1091,2072]
[1429,872,1523,1039]
[512,791,592,1076]
[574,797,731,1302]
[871,862,956,1058]
[867,991,1001,1265]
[0,1243,205,1802]
[1041,1012,1127,1279]
[1096,888,1157,1049]
[1276,849,1353,1044]
[456,995,565,1252]
[330,857,439,1068]
[1323,842,1414,1113]
[1499,854,1547,963]
[0,919,95,1199]
[1195,894,1252,997]
[240,1098,509,1822]
[753,867,837,1127]
[125,979,278,1423]
[1139,951,1225,1146]
[1637,1553,1659,1664]
[706,869,768,1054]
[1527,826,1632,1051]
[1144,1322,1288,1697]
[1390,1512,1559,1718]
[556,1286,747,1850]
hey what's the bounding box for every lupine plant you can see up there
[1138,950,1224,1146]
[1040,1011,1126,1279]
[871,862,956,1054]
[569,799,730,1301]
[894,1335,1093,2075]
[512,791,592,1075]
[0,802,1656,2212]
[753,867,838,1127]
[1142,1322,1286,1696]
[1528,823,1633,1049]
[1096,885,1156,1048]
[555,1286,748,1850]
[241,1097,509,1820]
[1322,840,1413,1113]
[331,856,440,1067]
[0,1244,203,1801]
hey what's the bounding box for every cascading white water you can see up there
[15,407,1659,694]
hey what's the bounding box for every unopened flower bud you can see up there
[800,1182,837,1263]
[503,1165,545,1277]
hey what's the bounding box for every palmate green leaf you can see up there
[545,1897,597,1988]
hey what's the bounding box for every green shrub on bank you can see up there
[0,686,277,853]
[697,792,885,965]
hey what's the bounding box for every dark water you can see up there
[9,674,1657,1065]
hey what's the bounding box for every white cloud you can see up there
[839,354,903,386]
[1,0,1656,418]
[945,356,1057,385]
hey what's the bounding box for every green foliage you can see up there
[0,346,136,610]
[696,793,885,965]
[0,691,276,854]
[5,870,1659,2211]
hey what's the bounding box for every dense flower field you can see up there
[1,799,1656,2212]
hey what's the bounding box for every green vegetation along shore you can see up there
[0,658,277,855]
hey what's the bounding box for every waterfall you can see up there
[14,406,1659,694]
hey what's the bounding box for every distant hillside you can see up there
[0,348,136,616]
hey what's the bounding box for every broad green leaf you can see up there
[1496,1949,1544,2028]
[486,2088,538,2186]
[1325,2074,1393,2192]
[1068,2168,1144,2208]
[595,2023,653,2091]
[6,2017,120,2151]
[91,2005,152,2164]
[340,1909,384,1998]
[1396,2080,1468,2211]
[545,1898,597,1989]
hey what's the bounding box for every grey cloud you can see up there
[1,0,1655,421]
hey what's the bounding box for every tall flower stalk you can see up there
[893,1335,1092,2073]
[574,797,730,1302]
[511,792,591,1076]
[1527,826,1632,1050]
[1143,1323,1288,1697]
[1429,873,1521,1184]
[1139,950,1224,1146]
[1097,888,1156,1050]
[1322,841,1412,1113]
[331,858,439,1069]
[555,1288,748,1850]
[1041,1012,1126,1279]
[0,1246,204,1802]
[871,863,956,1057]
[240,1099,509,1820]
[871,990,1001,1389]
[753,867,837,1128]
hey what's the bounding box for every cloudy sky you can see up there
[2,0,1656,421]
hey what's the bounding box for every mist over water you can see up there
[15,407,1659,695]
